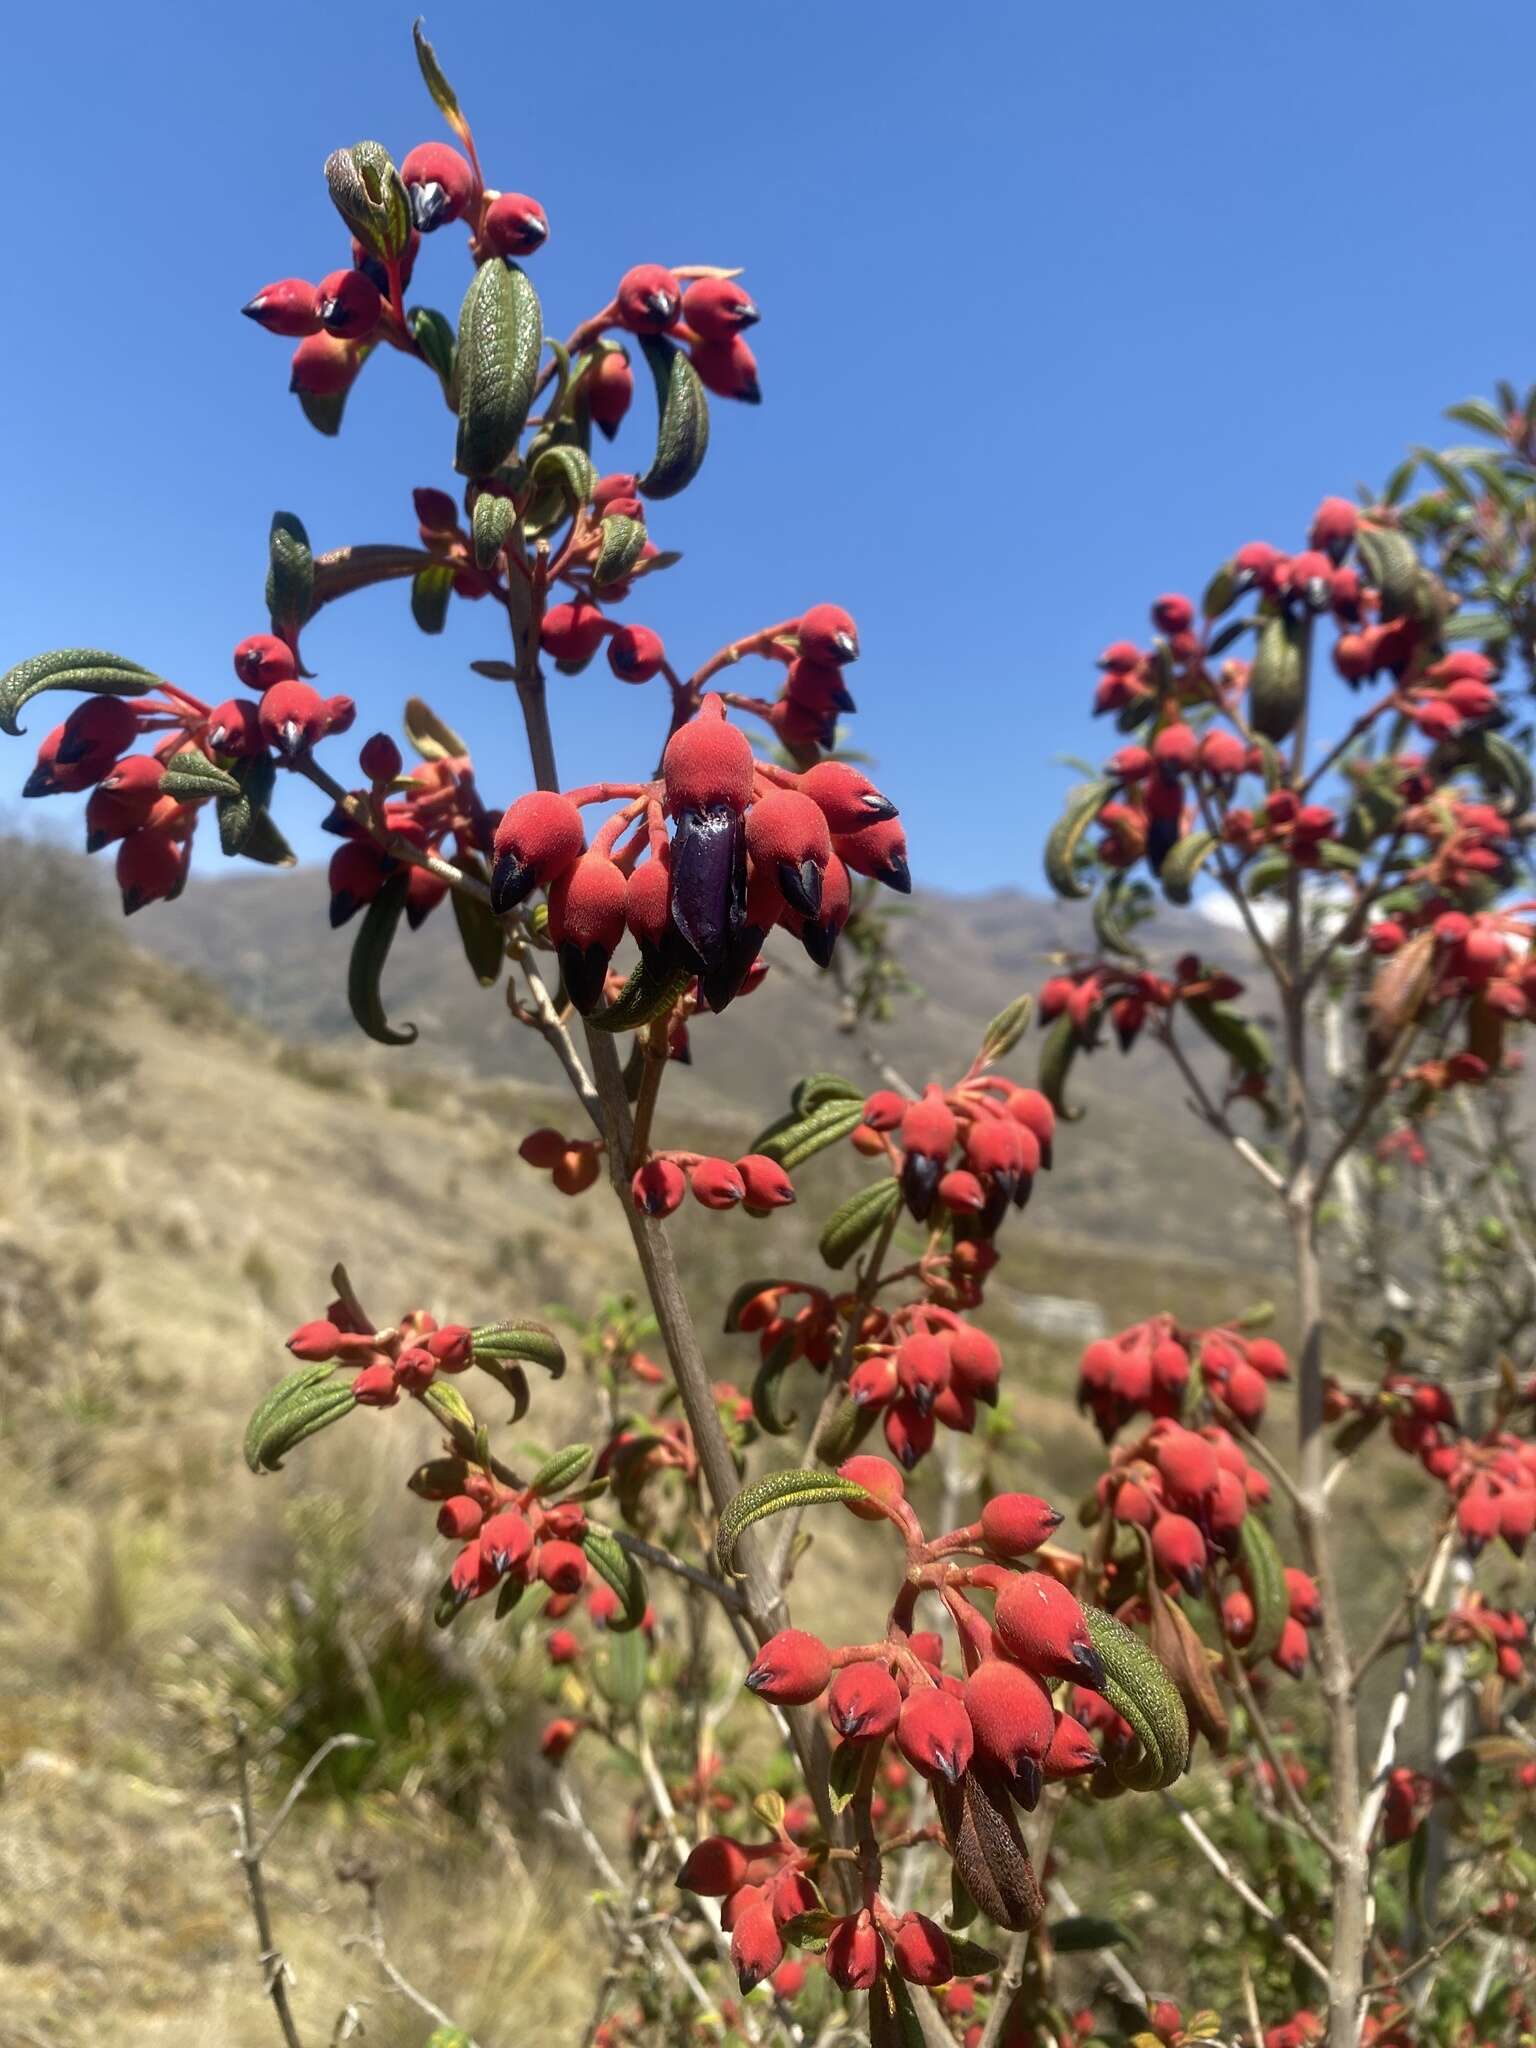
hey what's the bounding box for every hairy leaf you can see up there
[715,1469,868,1576]
[818,1176,902,1271]
[637,335,709,500]
[0,648,160,738]
[347,871,418,1046]
[1043,780,1113,899]
[244,1364,356,1473]
[455,259,542,478]
[1082,1602,1190,1790]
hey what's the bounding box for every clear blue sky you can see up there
[4,0,1535,894]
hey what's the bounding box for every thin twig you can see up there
[1158,1791,1331,1986]
[1159,1020,1287,1197]
[1360,1914,1480,1996]
[612,1529,747,1610]
[1357,1527,1459,1855]
[256,1732,372,1861]
[228,1715,306,2048]
[338,1859,484,2047]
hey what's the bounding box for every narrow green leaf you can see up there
[751,1334,799,1436]
[216,753,277,857]
[637,334,709,500]
[1237,1515,1288,1664]
[450,869,504,986]
[403,696,469,761]
[472,491,518,570]
[265,511,315,637]
[1043,780,1113,899]
[411,562,454,634]
[716,1468,868,1576]
[455,259,543,478]
[470,1318,566,1377]
[530,1444,593,1495]
[587,958,693,1033]
[1083,1602,1190,1791]
[1184,998,1273,1078]
[0,648,160,738]
[980,992,1033,1062]
[818,1177,902,1271]
[1158,829,1216,905]
[412,17,463,120]
[244,1364,356,1472]
[593,513,648,588]
[1038,1010,1085,1121]
[347,871,418,1047]
[1247,612,1304,742]
[408,305,456,395]
[582,1525,647,1631]
[593,1623,648,1711]
[1048,1914,1135,1954]
[159,750,241,801]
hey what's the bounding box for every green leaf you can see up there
[980,992,1033,1063]
[1202,562,1239,620]
[1092,878,1147,960]
[216,753,278,857]
[244,1363,356,1473]
[265,511,314,638]
[637,334,709,500]
[1048,1915,1135,1954]
[296,386,349,437]
[1237,1515,1288,1664]
[324,140,412,262]
[470,1318,566,1377]
[581,1524,648,1631]
[749,1097,864,1169]
[777,1909,836,1952]
[411,562,454,634]
[949,1866,978,1931]
[791,1073,864,1114]
[238,807,297,868]
[347,872,418,1047]
[945,1936,1000,1974]
[1247,612,1304,742]
[1158,829,1216,906]
[1444,397,1508,441]
[818,1177,902,1271]
[751,1334,799,1436]
[587,958,693,1033]
[450,868,504,985]
[403,696,469,762]
[1044,780,1113,899]
[715,1468,869,1576]
[530,443,595,514]
[412,17,463,120]
[0,648,160,738]
[408,305,456,396]
[1184,998,1273,1078]
[827,1740,866,1815]
[471,490,518,570]
[1083,1602,1190,1790]
[592,514,648,588]
[1038,1010,1085,1120]
[1355,524,1420,621]
[455,259,543,478]
[158,750,241,801]
[593,1623,648,1711]
[530,1443,593,1495]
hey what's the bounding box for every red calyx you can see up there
[616,263,683,334]
[746,1627,832,1705]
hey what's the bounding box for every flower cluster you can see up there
[1330,1370,1536,1554]
[675,1454,1187,2008]
[491,693,906,1014]
[325,739,487,933]
[1077,1313,1291,1437]
[1438,1590,1530,1683]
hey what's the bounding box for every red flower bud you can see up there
[1155,1425,1221,1506]
[316,267,382,340]
[492,791,586,912]
[481,1511,534,1573]
[1221,1589,1255,1646]
[233,634,297,690]
[484,192,548,257]
[963,1658,1053,1779]
[537,1538,588,1593]
[588,349,634,435]
[287,1319,341,1360]
[1042,1710,1100,1778]
[828,1661,902,1740]
[540,599,610,667]
[892,1912,952,1987]
[980,1493,1063,1556]
[895,1332,952,1414]
[1309,495,1358,558]
[947,1325,1002,1404]
[826,1912,882,1991]
[1285,1568,1322,1624]
[994,1572,1102,1685]
[327,841,393,927]
[663,694,755,814]
[258,679,328,759]
[616,263,682,334]
[690,1157,747,1209]
[883,1397,935,1469]
[399,142,475,229]
[835,815,910,894]
[746,1628,832,1705]
[745,790,832,920]
[731,1900,784,1992]
[691,334,761,403]
[736,1154,796,1212]
[289,331,362,396]
[1150,1511,1208,1594]
[798,760,898,832]
[838,1455,906,1519]
[1273,1617,1310,1679]
[437,1495,484,1541]
[540,1716,582,1762]
[116,826,187,916]
[797,603,860,667]
[677,1836,750,1896]
[632,1157,688,1217]
[359,732,403,782]
[242,278,324,337]
[683,276,760,340]
[897,1687,974,1784]
[607,623,666,683]
[393,1346,437,1393]
[351,1361,400,1406]
[1151,593,1194,634]
[861,1090,907,1131]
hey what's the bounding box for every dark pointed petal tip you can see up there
[489,850,536,915]
[21,768,55,799]
[409,181,451,231]
[860,792,899,821]
[329,892,359,929]
[240,296,267,324]
[879,855,912,895]
[561,941,612,1016]
[776,855,822,920]
[84,830,108,854]
[1071,1644,1107,1690]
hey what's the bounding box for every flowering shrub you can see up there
[7,23,1536,2048]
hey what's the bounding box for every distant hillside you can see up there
[135,861,1276,1266]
